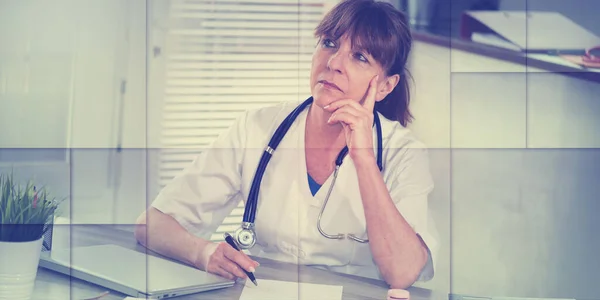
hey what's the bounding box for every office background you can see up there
[400,0,600,38]
[1,0,599,299]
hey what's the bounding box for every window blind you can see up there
[158,0,331,242]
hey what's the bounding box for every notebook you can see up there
[39,244,235,299]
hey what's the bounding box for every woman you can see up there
[135,0,437,289]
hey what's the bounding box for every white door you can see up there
[68,0,131,224]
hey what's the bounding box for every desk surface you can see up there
[32,225,445,300]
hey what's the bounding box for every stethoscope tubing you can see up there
[243,98,314,222]
[243,97,383,226]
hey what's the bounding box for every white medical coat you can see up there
[151,100,438,282]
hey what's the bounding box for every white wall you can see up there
[0,0,77,217]
[407,39,600,299]
[0,0,149,225]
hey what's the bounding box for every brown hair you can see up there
[314,0,414,126]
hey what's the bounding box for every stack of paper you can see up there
[240,279,343,300]
[121,279,343,300]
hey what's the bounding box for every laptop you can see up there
[39,244,235,299]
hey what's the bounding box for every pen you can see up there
[223,233,258,286]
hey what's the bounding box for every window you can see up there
[156,0,332,242]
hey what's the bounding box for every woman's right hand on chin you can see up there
[197,242,260,281]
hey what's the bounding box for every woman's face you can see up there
[310,34,388,109]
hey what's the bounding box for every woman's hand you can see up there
[325,75,379,163]
[196,242,259,281]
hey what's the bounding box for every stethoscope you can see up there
[233,96,383,249]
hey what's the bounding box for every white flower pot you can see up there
[0,238,43,300]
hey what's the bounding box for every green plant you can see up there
[0,172,63,242]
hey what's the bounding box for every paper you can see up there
[457,297,575,300]
[240,279,343,300]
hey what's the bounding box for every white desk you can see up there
[31,225,445,300]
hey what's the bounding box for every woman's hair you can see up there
[314,0,414,126]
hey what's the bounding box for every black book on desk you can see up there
[460,11,600,55]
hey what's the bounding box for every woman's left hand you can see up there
[325,75,378,164]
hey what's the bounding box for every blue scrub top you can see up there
[307,173,321,196]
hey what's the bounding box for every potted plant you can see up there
[0,172,63,300]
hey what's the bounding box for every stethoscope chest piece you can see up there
[234,222,256,249]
